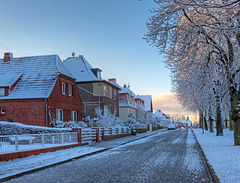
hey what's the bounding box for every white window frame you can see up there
[1,108,5,114]
[71,111,77,122]
[0,88,5,96]
[69,84,72,96]
[56,109,63,122]
[113,89,117,100]
[103,85,109,97]
[62,82,66,95]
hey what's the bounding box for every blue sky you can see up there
[0,0,195,119]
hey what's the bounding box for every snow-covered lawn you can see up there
[193,128,240,183]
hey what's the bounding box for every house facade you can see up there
[0,53,83,127]
[63,55,121,119]
[118,84,137,121]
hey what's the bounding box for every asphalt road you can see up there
[6,129,212,183]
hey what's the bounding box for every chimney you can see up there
[4,52,13,62]
[128,83,130,89]
[108,78,116,82]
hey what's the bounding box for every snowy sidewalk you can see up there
[193,129,240,183]
[0,129,165,182]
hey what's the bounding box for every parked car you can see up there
[168,124,176,130]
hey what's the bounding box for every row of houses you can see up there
[0,52,153,127]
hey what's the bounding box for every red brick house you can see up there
[0,53,83,127]
[63,55,121,119]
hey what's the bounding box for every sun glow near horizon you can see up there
[152,93,198,122]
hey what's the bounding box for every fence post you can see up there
[72,128,82,146]
[126,128,128,134]
[61,133,64,144]
[116,128,119,135]
[42,134,44,147]
[102,128,105,141]
[15,136,18,151]
[110,128,112,136]
[96,128,100,142]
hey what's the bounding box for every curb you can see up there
[191,129,221,183]
[0,130,161,182]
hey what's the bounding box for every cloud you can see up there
[152,93,198,122]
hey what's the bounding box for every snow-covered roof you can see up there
[119,86,135,95]
[154,109,166,119]
[178,120,192,126]
[0,72,22,87]
[63,55,104,82]
[119,86,137,109]
[108,80,122,90]
[0,54,73,99]
[139,95,153,112]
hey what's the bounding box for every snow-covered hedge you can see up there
[0,121,72,135]
[51,121,88,128]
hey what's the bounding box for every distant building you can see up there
[118,84,137,121]
[138,95,153,113]
[0,53,83,126]
[63,55,121,119]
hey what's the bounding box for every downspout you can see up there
[45,98,48,127]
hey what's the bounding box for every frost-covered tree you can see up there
[136,104,147,124]
[95,108,124,128]
[145,0,240,144]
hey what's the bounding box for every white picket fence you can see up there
[0,132,78,154]
[0,127,132,154]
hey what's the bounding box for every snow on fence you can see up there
[80,127,132,144]
[0,127,132,155]
[0,132,78,154]
[81,128,97,144]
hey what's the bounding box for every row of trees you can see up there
[145,0,240,144]
[95,108,169,129]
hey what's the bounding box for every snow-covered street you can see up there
[4,129,212,183]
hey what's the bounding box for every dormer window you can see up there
[0,88,5,96]
[91,68,102,79]
[62,82,66,95]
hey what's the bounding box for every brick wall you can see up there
[0,99,46,126]
[0,144,80,161]
[48,75,83,122]
[77,81,119,118]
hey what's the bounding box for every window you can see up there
[62,82,66,95]
[103,85,109,97]
[69,84,72,96]
[0,88,5,96]
[113,89,117,100]
[1,108,5,114]
[56,109,63,121]
[71,111,77,122]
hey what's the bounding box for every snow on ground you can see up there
[0,146,105,180]
[193,128,240,183]
[0,130,164,180]
[184,130,204,176]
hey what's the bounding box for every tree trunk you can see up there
[216,105,223,136]
[209,116,214,132]
[225,118,228,128]
[229,112,233,131]
[234,119,240,145]
[231,92,240,145]
[199,111,203,128]
[204,117,208,131]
